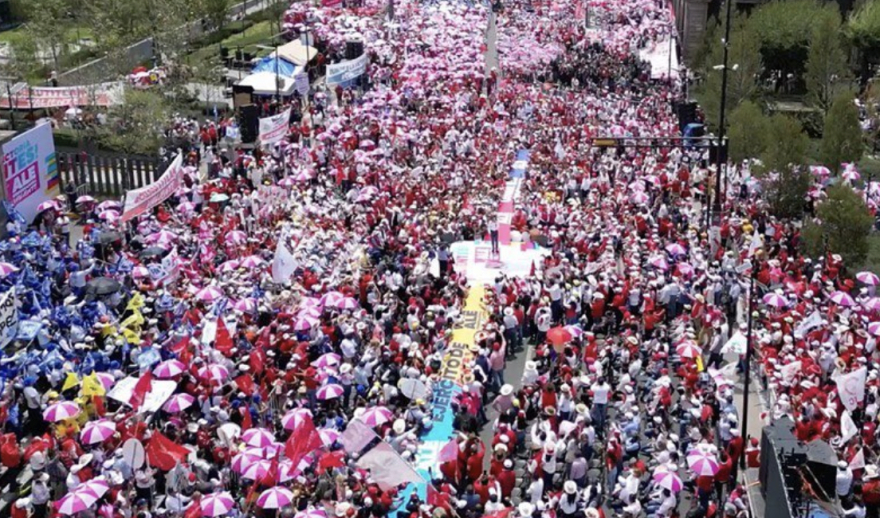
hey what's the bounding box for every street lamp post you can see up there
[740,253,759,470]
[714,0,734,224]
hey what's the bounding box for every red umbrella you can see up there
[546,327,573,347]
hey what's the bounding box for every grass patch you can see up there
[859,234,880,275]
[186,20,281,73]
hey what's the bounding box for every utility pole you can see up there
[740,252,759,469]
[714,0,733,224]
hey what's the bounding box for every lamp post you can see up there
[740,252,760,470]
[713,0,734,225]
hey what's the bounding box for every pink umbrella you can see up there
[864,298,880,311]
[43,401,80,422]
[196,286,225,302]
[163,393,195,413]
[282,408,313,430]
[857,272,880,286]
[56,490,97,515]
[240,255,264,269]
[647,255,669,271]
[675,341,702,359]
[234,298,258,313]
[293,318,313,331]
[630,191,649,204]
[76,477,110,499]
[231,450,263,473]
[95,372,116,391]
[97,200,121,211]
[278,454,315,482]
[312,352,342,368]
[299,306,322,318]
[80,420,116,444]
[675,262,695,277]
[258,487,294,509]
[358,406,394,427]
[279,176,297,187]
[198,364,230,383]
[563,325,584,338]
[320,291,345,307]
[178,201,196,213]
[227,230,247,245]
[830,291,856,307]
[147,230,177,246]
[762,293,788,308]
[843,169,861,182]
[337,297,359,309]
[318,428,341,446]
[36,200,61,213]
[869,322,880,337]
[294,509,327,518]
[76,195,96,204]
[201,492,235,516]
[687,452,719,476]
[299,297,322,309]
[99,210,120,222]
[241,459,272,480]
[316,384,344,400]
[242,428,276,448]
[219,260,241,273]
[809,165,831,177]
[653,469,684,492]
[132,266,150,279]
[665,243,687,256]
[0,262,19,278]
[153,359,186,378]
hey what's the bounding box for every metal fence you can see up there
[56,152,162,198]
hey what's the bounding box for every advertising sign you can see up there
[1,123,60,223]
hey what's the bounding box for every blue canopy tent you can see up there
[252,56,298,78]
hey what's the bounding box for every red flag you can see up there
[130,371,154,411]
[483,509,513,518]
[317,450,345,473]
[183,498,201,518]
[249,348,265,375]
[169,336,189,355]
[285,416,322,467]
[234,375,256,396]
[145,432,190,470]
[215,320,233,356]
[427,484,451,510]
[240,407,253,431]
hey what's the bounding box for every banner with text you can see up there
[0,82,124,109]
[0,288,18,348]
[259,107,291,146]
[326,55,368,86]
[121,153,184,223]
[2,123,60,223]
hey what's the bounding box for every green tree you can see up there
[696,14,763,131]
[820,92,865,173]
[758,114,811,218]
[802,184,874,265]
[21,0,72,72]
[846,0,880,85]
[727,100,768,162]
[2,33,42,81]
[99,88,171,156]
[805,12,853,114]
[199,0,231,30]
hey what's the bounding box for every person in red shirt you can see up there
[714,451,733,500]
[745,438,761,469]
[496,461,516,498]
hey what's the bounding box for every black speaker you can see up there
[759,417,806,518]
[804,439,837,501]
[675,101,698,132]
[345,39,364,60]
[232,84,254,110]
[240,105,259,144]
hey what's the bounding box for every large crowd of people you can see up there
[3,0,880,517]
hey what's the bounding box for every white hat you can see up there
[500,384,514,396]
[564,480,577,494]
[518,502,534,517]
[393,419,406,435]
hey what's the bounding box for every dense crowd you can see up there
[3,0,880,517]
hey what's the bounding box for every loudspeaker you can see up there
[759,417,806,518]
[346,39,364,60]
[240,105,259,144]
[232,85,254,110]
[675,101,698,132]
[804,439,837,501]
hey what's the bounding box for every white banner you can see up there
[842,410,859,444]
[2,122,60,223]
[794,311,823,338]
[837,367,867,412]
[259,108,291,146]
[326,55,368,86]
[121,153,184,222]
[0,288,18,348]
[779,360,802,384]
[107,376,178,414]
[0,82,124,109]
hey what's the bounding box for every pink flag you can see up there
[340,419,378,454]
[437,439,459,463]
[355,442,424,491]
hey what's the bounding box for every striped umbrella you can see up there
[195,286,225,303]
[0,262,19,277]
[320,291,345,307]
[281,408,313,431]
[647,255,669,271]
[234,298,258,313]
[163,393,195,413]
[563,325,584,338]
[298,307,322,318]
[762,293,788,308]
[830,291,856,307]
[201,492,235,517]
[299,297,322,309]
[241,460,272,481]
[294,509,327,518]
[687,452,720,476]
[198,364,230,383]
[99,210,120,223]
[358,406,393,427]
[293,318,313,331]
[76,478,110,499]
[56,491,96,515]
[653,469,684,492]
[857,272,880,286]
[80,420,116,445]
[869,322,880,337]
[240,255,264,269]
[226,230,247,245]
[675,341,702,359]
[219,260,241,273]
[316,384,344,400]
[242,428,276,448]
[231,450,263,474]
[43,401,80,422]
[153,359,187,378]
[318,428,341,446]
[864,298,880,311]
[312,353,342,368]
[336,297,359,309]
[96,200,121,211]
[257,487,294,509]
[665,243,687,256]
[132,266,150,279]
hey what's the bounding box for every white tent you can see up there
[270,40,318,66]
[236,71,298,96]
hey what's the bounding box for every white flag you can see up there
[779,361,802,384]
[748,230,763,257]
[271,230,298,284]
[850,448,866,470]
[837,367,868,412]
[356,441,424,491]
[841,410,859,444]
[794,311,823,338]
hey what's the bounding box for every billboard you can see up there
[1,123,60,223]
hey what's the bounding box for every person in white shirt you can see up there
[590,378,610,432]
[837,460,854,498]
